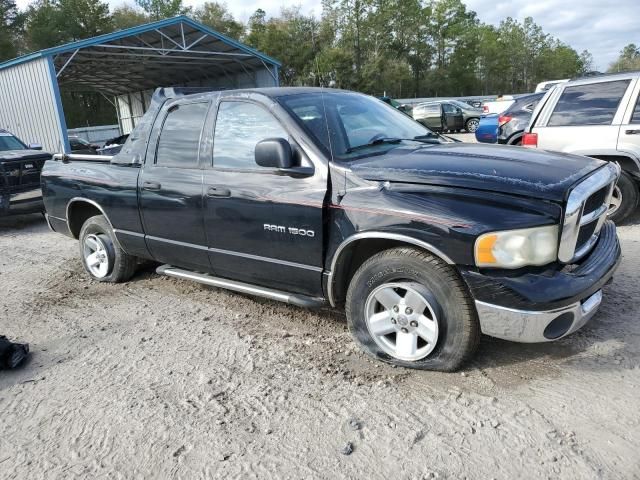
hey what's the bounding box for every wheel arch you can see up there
[506,132,524,145]
[66,198,114,239]
[588,154,640,178]
[327,232,455,307]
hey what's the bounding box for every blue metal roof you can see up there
[0,15,281,71]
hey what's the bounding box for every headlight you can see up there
[475,225,559,268]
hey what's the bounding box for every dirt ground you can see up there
[1,211,639,480]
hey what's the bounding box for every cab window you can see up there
[156,102,208,168]
[213,101,288,170]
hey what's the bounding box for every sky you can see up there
[14,0,640,71]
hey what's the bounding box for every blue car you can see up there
[475,114,498,143]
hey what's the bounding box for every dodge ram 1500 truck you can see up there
[42,87,622,371]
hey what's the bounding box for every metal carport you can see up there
[0,16,281,153]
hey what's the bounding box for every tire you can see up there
[465,118,479,133]
[78,215,137,283]
[345,247,480,371]
[608,170,638,224]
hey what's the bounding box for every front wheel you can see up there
[608,170,638,223]
[79,215,137,282]
[465,118,479,133]
[345,247,480,371]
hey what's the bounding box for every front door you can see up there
[139,100,212,271]
[202,97,326,297]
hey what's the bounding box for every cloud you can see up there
[14,0,638,70]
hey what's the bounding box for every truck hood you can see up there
[0,149,52,162]
[349,143,604,202]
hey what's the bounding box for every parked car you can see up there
[0,129,49,217]
[524,71,640,223]
[496,92,545,145]
[481,96,515,115]
[462,99,483,108]
[475,114,499,143]
[42,87,621,371]
[97,134,129,156]
[418,99,482,133]
[535,79,569,93]
[412,101,464,132]
[69,136,99,154]
[378,96,413,115]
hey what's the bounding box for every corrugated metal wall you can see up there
[0,57,67,153]
[115,66,277,135]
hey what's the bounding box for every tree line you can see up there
[0,0,637,126]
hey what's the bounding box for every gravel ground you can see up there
[1,209,639,479]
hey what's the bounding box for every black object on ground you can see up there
[0,336,29,369]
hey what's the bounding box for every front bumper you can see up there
[462,220,620,343]
[475,289,603,342]
[0,187,44,216]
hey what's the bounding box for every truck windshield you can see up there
[279,92,438,161]
[0,132,26,152]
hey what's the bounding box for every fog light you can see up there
[543,312,575,339]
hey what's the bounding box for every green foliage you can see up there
[7,0,622,124]
[608,44,640,73]
[0,0,23,61]
[25,0,112,50]
[193,2,243,39]
[134,0,188,21]
[112,5,148,31]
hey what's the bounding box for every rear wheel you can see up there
[608,170,638,223]
[79,215,137,282]
[465,118,479,133]
[345,247,480,371]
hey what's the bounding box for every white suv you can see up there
[524,72,640,222]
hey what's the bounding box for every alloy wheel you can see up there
[83,234,110,278]
[608,185,622,216]
[364,282,439,361]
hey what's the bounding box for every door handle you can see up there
[207,186,231,197]
[143,181,161,191]
[625,129,640,135]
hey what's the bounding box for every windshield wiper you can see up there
[346,137,403,153]
[346,134,444,154]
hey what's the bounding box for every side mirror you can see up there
[28,143,43,150]
[255,138,294,169]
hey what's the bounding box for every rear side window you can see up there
[442,103,456,113]
[632,94,640,123]
[548,80,631,126]
[156,102,208,168]
[213,101,287,170]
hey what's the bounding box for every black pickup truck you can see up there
[42,87,621,371]
[1,129,49,217]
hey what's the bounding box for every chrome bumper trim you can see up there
[476,289,603,343]
[558,163,619,263]
[10,188,42,202]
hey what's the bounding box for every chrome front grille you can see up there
[558,163,620,263]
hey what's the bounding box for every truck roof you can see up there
[174,86,354,101]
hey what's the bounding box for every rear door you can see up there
[617,79,640,162]
[533,77,637,156]
[139,99,212,271]
[202,95,326,297]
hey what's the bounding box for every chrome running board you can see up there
[156,265,326,308]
